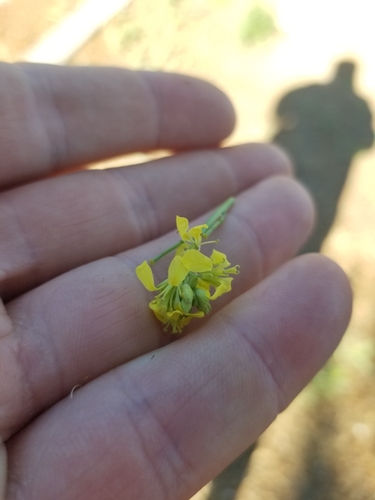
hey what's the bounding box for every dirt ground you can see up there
[1,0,375,498]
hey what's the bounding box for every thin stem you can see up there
[200,239,219,246]
[149,197,235,264]
[203,197,235,232]
[149,241,183,265]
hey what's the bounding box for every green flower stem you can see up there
[149,241,183,265]
[202,197,235,236]
[149,197,235,265]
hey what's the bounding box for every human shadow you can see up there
[273,61,373,253]
[206,61,373,500]
[294,391,338,500]
[206,445,256,500]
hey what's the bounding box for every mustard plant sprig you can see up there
[149,197,235,265]
[135,197,239,333]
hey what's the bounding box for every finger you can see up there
[0,63,235,187]
[0,143,291,301]
[0,177,313,439]
[6,255,352,500]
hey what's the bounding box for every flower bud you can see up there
[173,291,184,313]
[180,284,194,314]
[186,274,198,288]
[195,287,211,314]
[181,284,194,303]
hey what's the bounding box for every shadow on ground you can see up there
[206,445,256,500]
[294,397,338,500]
[204,60,374,500]
[273,60,373,253]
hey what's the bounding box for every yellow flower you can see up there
[150,299,204,333]
[135,260,158,291]
[135,206,239,333]
[168,249,213,286]
[209,277,233,300]
[135,253,210,333]
[176,216,208,253]
[197,249,240,300]
[135,247,239,332]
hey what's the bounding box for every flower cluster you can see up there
[136,214,239,333]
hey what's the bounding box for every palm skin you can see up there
[0,63,351,500]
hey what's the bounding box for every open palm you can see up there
[0,63,351,500]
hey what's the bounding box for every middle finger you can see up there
[0,144,290,301]
[0,176,313,439]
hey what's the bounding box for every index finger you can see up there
[0,63,235,187]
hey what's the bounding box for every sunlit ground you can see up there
[1,0,375,498]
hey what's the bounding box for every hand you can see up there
[0,63,352,500]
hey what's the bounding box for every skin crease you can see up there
[0,63,352,500]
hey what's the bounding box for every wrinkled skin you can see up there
[0,63,352,500]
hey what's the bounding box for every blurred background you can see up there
[1,0,375,498]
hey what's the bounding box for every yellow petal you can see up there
[210,249,230,267]
[181,249,213,273]
[176,216,189,240]
[187,310,205,318]
[149,300,168,322]
[197,279,210,291]
[166,309,204,319]
[168,255,189,286]
[136,261,158,291]
[166,309,183,320]
[188,224,208,242]
[175,243,187,256]
[210,278,233,300]
[226,265,240,275]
